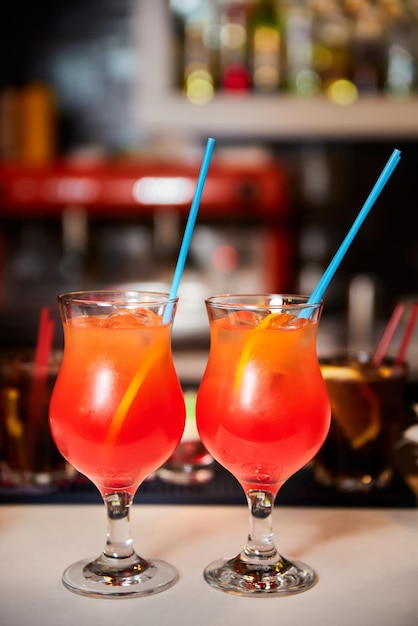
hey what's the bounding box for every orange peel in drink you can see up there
[105,345,164,447]
[234,312,292,391]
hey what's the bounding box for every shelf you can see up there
[138,92,418,139]
[133,2,418,140]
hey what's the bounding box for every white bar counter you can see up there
[1,504,417,626]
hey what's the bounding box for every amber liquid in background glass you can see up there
[0,351,66,486]
[315,356,407,492]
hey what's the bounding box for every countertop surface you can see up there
[1,503,417,626]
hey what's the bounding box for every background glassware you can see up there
[49,290,185,598]
[157,389,215,485]
[196,294,331,596]
[314,352,407,492]
[0,349,70,489]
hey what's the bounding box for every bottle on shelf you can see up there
[219,1,251,92]
[310,0,355,99]
[0,87,20,161]
[285,0,320,96]
[247,0,284,93]
[182,0,218,104]
[19,82,56,165]
[350,0,386,94]
[171,0,418,100]
[0,82,56,165]
[382,0,416,97]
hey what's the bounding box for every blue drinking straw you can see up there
[305,148,401,311]
[163,137,215,323]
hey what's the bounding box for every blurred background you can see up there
[0,0,417,378]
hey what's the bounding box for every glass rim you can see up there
[320,351,408,373]
[57,290,178,307]
[205,293,323,310]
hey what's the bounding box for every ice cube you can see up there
[229,310,261,327]
[284,316,310,329]
[71,316,103,328]
[261,313,310,329]
[262,312,294,328]
[103,307,161,328]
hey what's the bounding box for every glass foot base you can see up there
[62,556,178,599]
[203,554,317,597]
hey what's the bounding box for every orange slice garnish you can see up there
[321,365,381,449]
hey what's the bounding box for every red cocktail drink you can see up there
[50,314,184,494]
[196,295,330,596]
[49,291,185,598]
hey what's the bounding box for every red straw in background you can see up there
[33,307,55,375]
[395,302,418,365]
[372,303,405,367]
[27,307,55,463]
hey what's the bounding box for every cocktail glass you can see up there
[314,353,407,492]
[196,294,331,596]
[49,290,185,598]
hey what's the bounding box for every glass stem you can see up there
[103,491,135,559]
[83,490,151,584]
[243,490,279,562]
